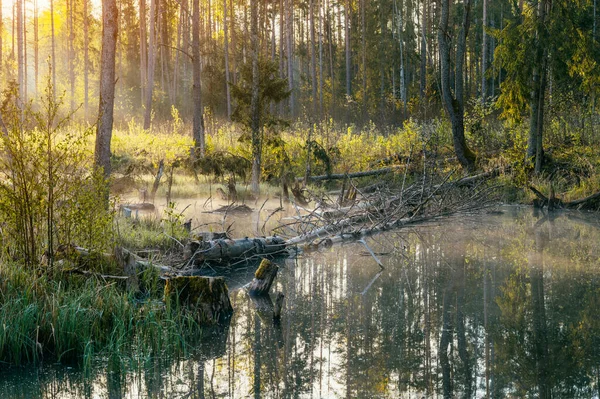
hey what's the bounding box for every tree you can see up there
[438,0,476,169]
[481,0,489,101]
[192,0,205,158]
[250,0,260,194]
[95,0,119,177]
[231,59,290,196]
[143,0,156,129]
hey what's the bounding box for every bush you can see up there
[0,79,113,270]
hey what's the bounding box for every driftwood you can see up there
[163,276,233,322]
[529,186,600,211]
[185,236,287,265]
[206,204,253,214]
[282,168,498,249]
[248,258,279,296]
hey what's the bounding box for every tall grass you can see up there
[0,262,203,370]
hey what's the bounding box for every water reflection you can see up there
[3,207,600,398]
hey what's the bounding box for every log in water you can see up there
[186,236,287,264]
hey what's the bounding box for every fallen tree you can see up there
[529,185,600,211]
[282,168,499,248]
[184,236,287,267]
[297,166,399,182]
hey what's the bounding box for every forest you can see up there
[1,0,600,397]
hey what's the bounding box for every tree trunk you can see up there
[345,0,351,98]
[250,0,261,195]
[144,0,156,129]
[164,276,233,322]
[438,0,475,170]
[185,236,287,264]
[420,0,427,99]
[527,0,549,173]
[192,0,205,157]
[481,0,488,101]
[33,0,38,95]
[310,0,318,116]
[50,0,56,97]
[224,0,232,119]
[16,0,23,102]
[69,0,75,111]
[139,0,147,107]
[248,259,279,296]
[287,0,295,116]
[83,0,89,119]
[95,0,119,178]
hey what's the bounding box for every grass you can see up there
[0,261,203,370]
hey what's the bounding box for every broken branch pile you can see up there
[280,168,499,250]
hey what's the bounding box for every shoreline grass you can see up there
[0,261,203,369]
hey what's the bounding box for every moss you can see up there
[254,258,274,279]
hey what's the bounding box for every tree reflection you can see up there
[5,210,600,398]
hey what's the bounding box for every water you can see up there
[3,206,600,398]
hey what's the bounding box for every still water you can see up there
[3,206,600,398]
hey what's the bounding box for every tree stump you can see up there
[164,276,233,323]
[248,258,278,296]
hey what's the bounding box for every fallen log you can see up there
[163,276,233,323]
[185,236,288,265]
[297,166,398,182]
[248,259,278,296]
[529,186,600,211]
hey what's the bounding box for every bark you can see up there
[185,236,287,264]
[527,0,549,173]
[420,0,427,98]
[438,0,475,170]
[310,0,318,116]
[95,0,119,178]
[164,276,233,322]
[481,0,488,101]
[139,0,147,105]
[192,0,205,157]
[143,0,156,129]
[345,0,351,98]
[248,258,279,296]
[83,0,89,119]
[224,0,232,119]
[250,0,261,195]
[287,0,295,116]
[69,0,75,111]
[16,0,23,101]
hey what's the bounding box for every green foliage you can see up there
[0,79,113,269]
[230,57,290,130]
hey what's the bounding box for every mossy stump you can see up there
[248,259,279,296]
[164,276,233,323]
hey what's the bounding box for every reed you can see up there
[0,262,202,369]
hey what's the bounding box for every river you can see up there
[2,206,600,398]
